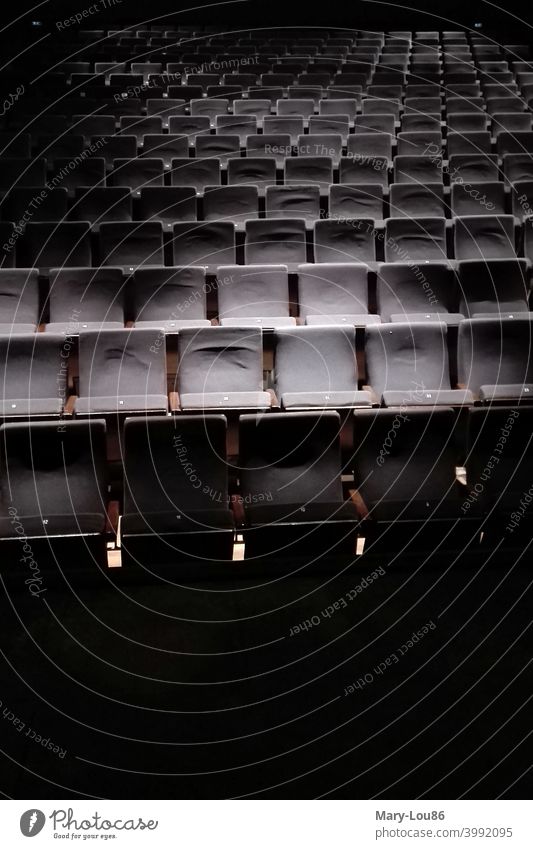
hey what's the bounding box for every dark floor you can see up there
[0,545,531,799]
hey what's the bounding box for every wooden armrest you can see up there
[267,388,280,408]
[124,320,135,328]
[456,382,466,390]
[64,395,77,415]
[168,391,180,412]
[231,494,246,526]
[362,385,379,405]
[348,488,369,520]
[106,500,120,534]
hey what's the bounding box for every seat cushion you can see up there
[281,390,373,409]
[389,312,465,325]
[122,509,234,536]
[479,384,533,403]
[0,398,63,416]
[75,394,169,414]
[245,500,358,527]
[180,391,272,410]
[305,314,381,326]
[382,389,474,406]
[220,317,296,328]
[0,513,105,538]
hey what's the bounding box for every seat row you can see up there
[3,216,533,270]
[0,318,532,418]
[1,405,531,567]
[0,260,530,333]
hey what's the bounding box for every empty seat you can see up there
[265,186,320,223]
[277,98,315,118]
[377,262,463,324]
[170,158,221,192]
[492,113,532,137]
[244,218,307,267]
[400,113,441,133]
[503,153,533,184]
[1,187,68,223]
[0,156,46,194]
[69,187,132,225]
[172,221,235,270]
[366,321,472,406]
[465,406,533,542]
[216,264,294,328]
[273,325,372,409]
[263,116,304,145]
[138,187,196,229]
[389,183,445,218]
[110,158,164,196]
[46,266,125,333]
[314,218,376,264]
[227,158,276,191]
[447,112,487,133]
[195,135,241,162]
[447,131,492,156]
[118,116,163,144]
[121,415,234,565]
[457,316,533,403]
[352,408,474,552]
[0,333,69,416]
[176,326,271,410]
[397,131,442,156]
[0,419,109,570]
[132,266,210,331]
[354,114,395,135]
[75,328,168,415]
[496,130,533,157]
[98,222,164,272]
[91,135,137,169]
[246,133,290,168]
[0,269,39,333]
[168,115,210,143]
[448,154,500,183]
[146,99,186,129]
[233,99,271,122]
[285,156,334,189]
[384,217,447,262]
[217,115,257,145]
[142,134,189,168]
[348,132,393,164]
[319,97,358,120]
[203,186,259,226]
[450,181,506,216]
[72,114,115,141]
[453,215,515,259]
[393,155,443,184]
[297,262,378,326]
[457,258,530,317]
[16,222,91,269]
[238,411,358,557]
[49,156,106,195]
[329,184,384,219]
[340,156,389,187]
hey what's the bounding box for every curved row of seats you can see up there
[1,406,531,566]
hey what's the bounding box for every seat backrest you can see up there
[457,317,533,391]
[48,267,125,324]
[353,407,458,508]
[216,264,289,319]
[123,415,229,515]
[453,215,515,260]
[365,321,453,396]
[0,419,107,520]
[377,263,456,320]
[297,263,369,318]
[0,269,39,325]
[78,328,167,399]
[457,258,529,315]
[239,411,344,505]
[132,266,206,322]
[177,326,264,394]
[0,334,68,401]
[274,325,358,395]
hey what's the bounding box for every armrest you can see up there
[231,494,246,526]
[64,395,77,416]
[348,488,369,519]
[267,388,280,408]
[168,391,180,412]
[106,500,120,535]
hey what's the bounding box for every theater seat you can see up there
[297,262,379,327]
[238,411,358,557]
[457,316,533,403]
[216,264,295,328]
[121,415,235,565]
[132,266,211,331]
